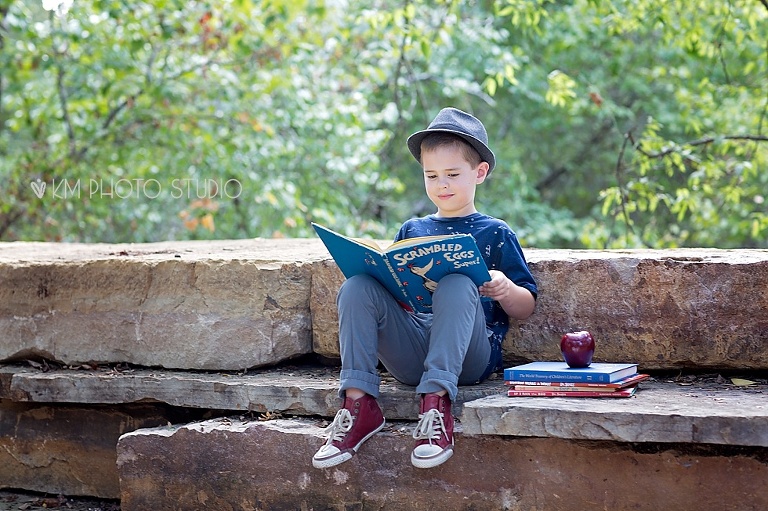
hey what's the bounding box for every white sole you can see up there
[312,419,386,469]
[411,447,454,469]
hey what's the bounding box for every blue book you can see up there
[503,361,638,383]
[312,223,492,314]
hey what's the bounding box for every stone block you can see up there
[312,248,768,370]
[2,242,766,371]
[310,259,345,361]
[0,400,204,499]
[116,416,768,511]
[0,364,502,420]
[460,380,768,446]
[0,240,326,370]
[510,248,768,370]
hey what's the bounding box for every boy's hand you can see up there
[478,270,511,301]
[479,270,536,320]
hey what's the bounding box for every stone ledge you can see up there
[312,248,768,370]
[3,364,766,447]
[0,364,501,420]
[2,241,768,372]
[461,381,768,447]
[0,239,328,371]
[0,399,209,499]
[116,417,768,511]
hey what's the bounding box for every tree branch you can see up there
[72,45,222,162]
[391,0,410,121]
[613,129,637,245]
[55,57,77,158]
[635,134,768,159]
[758,38,768,137]
[0,4,6,140]
[46,8,78,158]
[0,209,25,240]
[96,44,159,137]
[535,118,615,192]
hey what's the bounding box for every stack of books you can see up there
[503,361,648,398]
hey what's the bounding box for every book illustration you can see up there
[409,259,438,293]
[503,361,638,384]
[312,223,491,314]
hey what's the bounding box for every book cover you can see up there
[503,361,638,384]
[507,386,638,398]
[505,373,650,389]
[510,384,622,392]
[312,223,491,313]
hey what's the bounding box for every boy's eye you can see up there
[424,172,460,179]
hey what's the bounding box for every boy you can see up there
[312,107,538,469]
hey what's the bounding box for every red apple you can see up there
[560,331,595,368]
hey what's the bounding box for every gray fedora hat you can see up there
[407,107,496,173]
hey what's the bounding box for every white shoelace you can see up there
[323,408,354,446]
[412,408,446,444]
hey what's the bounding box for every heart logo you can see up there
[30,180,46,199]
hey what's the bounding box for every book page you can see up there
[351,238,382,251]
[386,234,464,251]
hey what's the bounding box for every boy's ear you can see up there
[476,162,490,183]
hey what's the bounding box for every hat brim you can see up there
[407,129,496,174]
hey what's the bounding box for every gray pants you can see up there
[336,273,492,402]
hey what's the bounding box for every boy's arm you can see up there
[479,270,536,320]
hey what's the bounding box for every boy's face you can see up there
[421,144,489,218]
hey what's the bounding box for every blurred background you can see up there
[1,0,766,248]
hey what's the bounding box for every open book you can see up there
[312,223,492,313]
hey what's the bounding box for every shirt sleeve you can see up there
[393,222,409,243]
[492,227,538,300]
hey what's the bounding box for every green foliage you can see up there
[548,0,768,248]
[1,0,766,248]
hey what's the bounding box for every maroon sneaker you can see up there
[411,393,454,468]
[312,394,385,469]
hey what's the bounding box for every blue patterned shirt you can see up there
[395,212,538,372]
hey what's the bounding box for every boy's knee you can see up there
[339,274,378,293]
[432,274,479,306]
[337,274,382,307]
[434,273,476,294]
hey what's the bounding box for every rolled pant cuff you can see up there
[339,369,381,399]
[416,369,459,402]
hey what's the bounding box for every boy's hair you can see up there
[419,132,483,168]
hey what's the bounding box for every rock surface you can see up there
[309,259,346,362]
[0,364,501,420]
[0,240,326,370]
[4,365,767,447]
[313,247,768,369]
[462,381,768,446]
[0,400,206,499]
[2,241,767,370]
[517,248,768,370]
[3,241,768,506]
[4,362,765,500]
[116,416,768,511]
